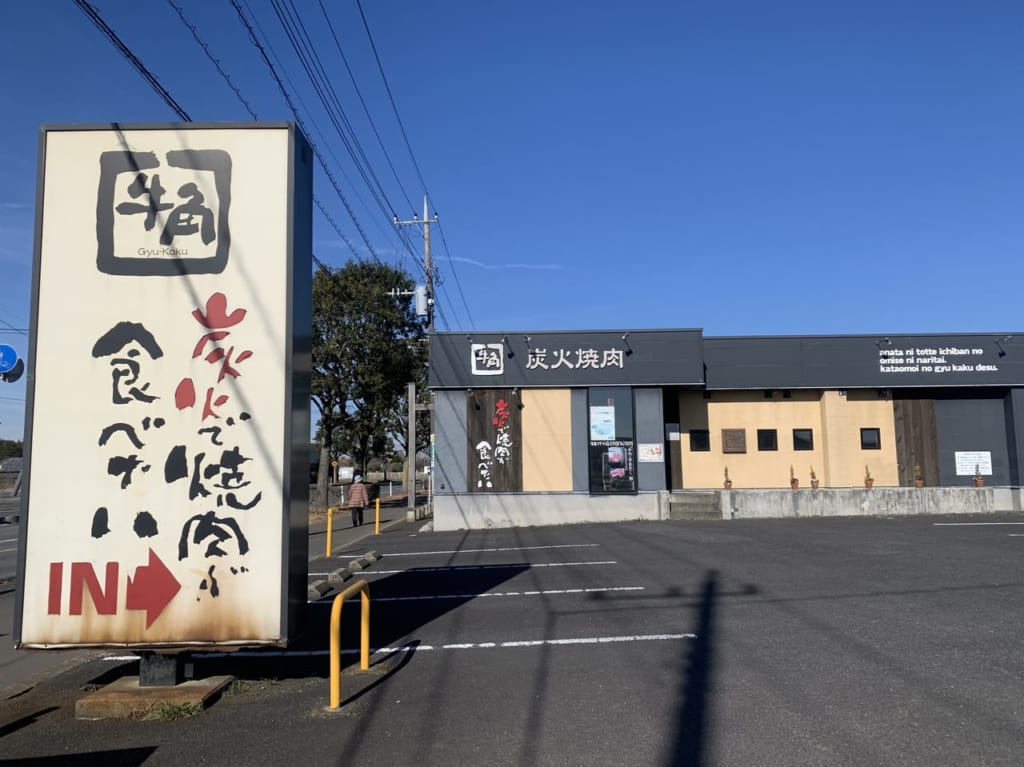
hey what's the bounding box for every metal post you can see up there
[325,507,333,557]
[139,651,186,687]
[375,498,380,535]
[407,380,416,520]
[328,580,370,710]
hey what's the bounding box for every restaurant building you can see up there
[429,330,1024,530]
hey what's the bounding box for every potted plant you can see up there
[864,465,874,489]
[790,465,799,490]
[810,466,819,490]
[914,464,924,489]
[973,464,984,488]
[723,466,732,490]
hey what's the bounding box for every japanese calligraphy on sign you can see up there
[526,347,625,371]
[467,389,522,492]
[17,124,310,650]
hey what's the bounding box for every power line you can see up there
[78,0,435,307]
[237,1,416,265]
[355,0,429,197]
[355,0,474,330]
[316,0,416,216]
[166,0,258,120]
[268,0,424,275]
[165,0,383,265]
[74,0,191,121]
[0,318,28,336]
[231,0,382,263]
[435,227,474,330]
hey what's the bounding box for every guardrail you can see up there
[329,578,370,710]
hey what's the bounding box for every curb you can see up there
[307,550,382,600]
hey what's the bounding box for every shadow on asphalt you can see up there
[668,569,719,767]
[84,563,530,685]
[0,706,58,738]
[0,747,157,766]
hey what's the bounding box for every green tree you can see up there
[382,341,431,477]
[311,260,425,508]
[0,439,22,461]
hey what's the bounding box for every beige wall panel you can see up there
[821,390,899,487]
[678,390,900,488]
[521,389,573,491]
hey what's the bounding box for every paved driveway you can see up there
[2,514,1022,766]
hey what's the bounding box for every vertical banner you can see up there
[467,389,522,492]
[16,124,311,648]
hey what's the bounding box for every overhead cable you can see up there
[231,0,382,263]
[74,0,191,121]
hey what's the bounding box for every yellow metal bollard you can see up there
[325,507,333,557]
[375,498,381,534]
[329,579,370,710]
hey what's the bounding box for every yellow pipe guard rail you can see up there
[329,578,371,710]
[325,506,334,557]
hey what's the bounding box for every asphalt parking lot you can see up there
[2,513,1023,766]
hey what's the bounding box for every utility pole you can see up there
[395,197,438,519]
[394,197,437,331]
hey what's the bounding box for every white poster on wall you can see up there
[638,443,664,463]
[590,405,615,441]
[955,451,992,476]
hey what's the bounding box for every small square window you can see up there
[689,430,710,452]
[793,428,814,451]
[763,390,773,399]
[860,428,881,450]
[782,390,792,399]
[757,429,778,451]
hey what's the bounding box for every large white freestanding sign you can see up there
[15,123,311,648]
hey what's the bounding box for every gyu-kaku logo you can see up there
[96,148,233,276]
[471,343,504,376]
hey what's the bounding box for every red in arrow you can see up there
[126,549,181,629]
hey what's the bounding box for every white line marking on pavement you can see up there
[933,522,1024,526]
[337,544,600,559]
[0,546,16,553]
[0,538,19,544]
[375,586,644,602]
[310,560,618,576]
[494,634,695,648]
[98,633,697,662]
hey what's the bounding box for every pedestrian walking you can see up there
[348,474,369,527]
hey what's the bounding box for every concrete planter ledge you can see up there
[720,486,1022,520]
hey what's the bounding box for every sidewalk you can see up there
[308,499,432,562]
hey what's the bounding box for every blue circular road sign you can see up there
[0,344,17,374]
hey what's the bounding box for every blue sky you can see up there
[1,0,1022,440]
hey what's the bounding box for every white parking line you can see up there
[0,537,18,544]
[94,633,696,662]
[337,544,600,558]
[311,560,617,576]
[375,586,644,602]
[933,522,1024,526]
